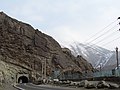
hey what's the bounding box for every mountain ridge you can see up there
[0,12,93,84]
[69,42,118,69]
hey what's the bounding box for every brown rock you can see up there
[0,12,94,82]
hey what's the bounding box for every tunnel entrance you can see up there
[18,76,28,83]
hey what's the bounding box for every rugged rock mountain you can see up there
[0,12,93,83]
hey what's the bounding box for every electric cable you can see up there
[93,26,119,45]
[85,20,117,43]
[101,35,120,46]
[87,24,118,44]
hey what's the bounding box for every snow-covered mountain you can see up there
[69,43,117,69]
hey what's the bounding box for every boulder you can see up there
[69,81,75,86]
[85,83,96,89]
[78,80,89,87]
[65,80,71,84]
[53,79,59,84]
[83,80,96,89]
[59,81,63,84]
[109,83,119,89]
[97,81,110,89]
[74,82,79,86]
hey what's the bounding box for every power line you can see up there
[101,35,120,46]
[72,18,120,55]
[83,27,119,55]
[85,20,117,43]
[87,24,118,44]
[94,31,116,45]
[93,27,118,45]
[83,24,118,49]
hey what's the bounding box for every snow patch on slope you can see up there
[69,42,114,68]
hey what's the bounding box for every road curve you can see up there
[16,83,83,90]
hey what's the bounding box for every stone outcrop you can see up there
[97,81,110,88]
[0,12,94,83]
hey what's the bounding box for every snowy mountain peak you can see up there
[69,42,114,69]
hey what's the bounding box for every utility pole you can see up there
[116,47,119,69]
[34,59,35,70]
[42,60,44,80]
[33,56,37,81]
[44,58,46,80]
[41,58,47,81]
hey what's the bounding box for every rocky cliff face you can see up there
[0,12,93,83]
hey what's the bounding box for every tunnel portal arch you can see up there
[17,73,29,83]
[18,76,28,83]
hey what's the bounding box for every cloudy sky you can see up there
[1,0,120,50]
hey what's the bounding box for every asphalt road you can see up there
[16,83,86,90]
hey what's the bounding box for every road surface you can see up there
[16,83,88,90]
